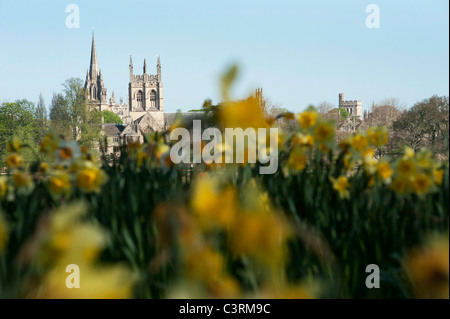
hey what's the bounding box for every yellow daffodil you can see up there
[184,246,225,284]
[351,134,369,153]
[397,158,416,177]
[314,122,335,144]
[35,265,134,299]
[6,153,23,169]
[7,138,22,153]
[230,212,291,270]
[40,133,60,156]
[208,276,241,299]
[257,284,316,299]
[0,213,8,253]
[12,171,34,195]
[392,176,410,194]
[330,176,351,199]
[76,167,107,193]
[405,236,449,299]
[49,171,72,196]
[286,148,308,172]
[415,149,434,170]
[298,111,317,129]
[291,133,314,148]
[367,126,388,147]
[433,169,445,186]
[39,162,50,174]
[411,173,432,195]
[155,143,170,161]
[376,161,394,182]
[363,147,378,174]
[343,152,354,172]
[220,96,268,129]
[403,146,415,159]
[0,177,8,200]
[191,175,237,230]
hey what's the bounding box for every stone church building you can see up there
[84,34,183,154]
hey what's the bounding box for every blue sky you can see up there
[0,0,448,113]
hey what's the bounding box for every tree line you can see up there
[0,78,122,168]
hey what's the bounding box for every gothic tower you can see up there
[255,88,266,111]
[84,33,108,111]
[128,56,163,112]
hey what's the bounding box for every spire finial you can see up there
[144,58,147,74]
[89,32,99,79]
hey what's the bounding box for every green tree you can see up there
[35,93,48,140]
[0,100,40,166]
[49,78,102,149]
[49,93,71,138]
[102,110,123,124]
[334,107,351,121]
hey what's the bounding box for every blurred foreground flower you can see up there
[330,176,351,199]
[76,166,108,193]
[12,171,34,195]
[391,147,443,196]
[0,177,8,200]
[22,202,135,299]
[37,265,133,299]
[404,235,449,299]
[7,137,22,153]
[0,213,8,253]
[191,174,238,230]
[6,153,23,169]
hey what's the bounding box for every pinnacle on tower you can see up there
[157,55,161,80]
[89,32,99,80]
[129,55,133,76]
[143,59,147,74]
[99,69,104,85]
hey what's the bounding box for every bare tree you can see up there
[263,97,297,133]
[392,95,449,156]
[316,101,334,114]
[360,98,404,156]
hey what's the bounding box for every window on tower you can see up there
[150,90,156,109]
[137,90,143,108]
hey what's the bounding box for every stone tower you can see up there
[255,88,266,111]
[338,93,362,119]
[128,56,164,112]
[84,33,108,111]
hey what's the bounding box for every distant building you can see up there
[256,88,266,111]
[84,34,202,155]
[338,93,363,119]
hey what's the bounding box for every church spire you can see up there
[143,58,147,74]
[129,55,133,78]
[89,32,99,80]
